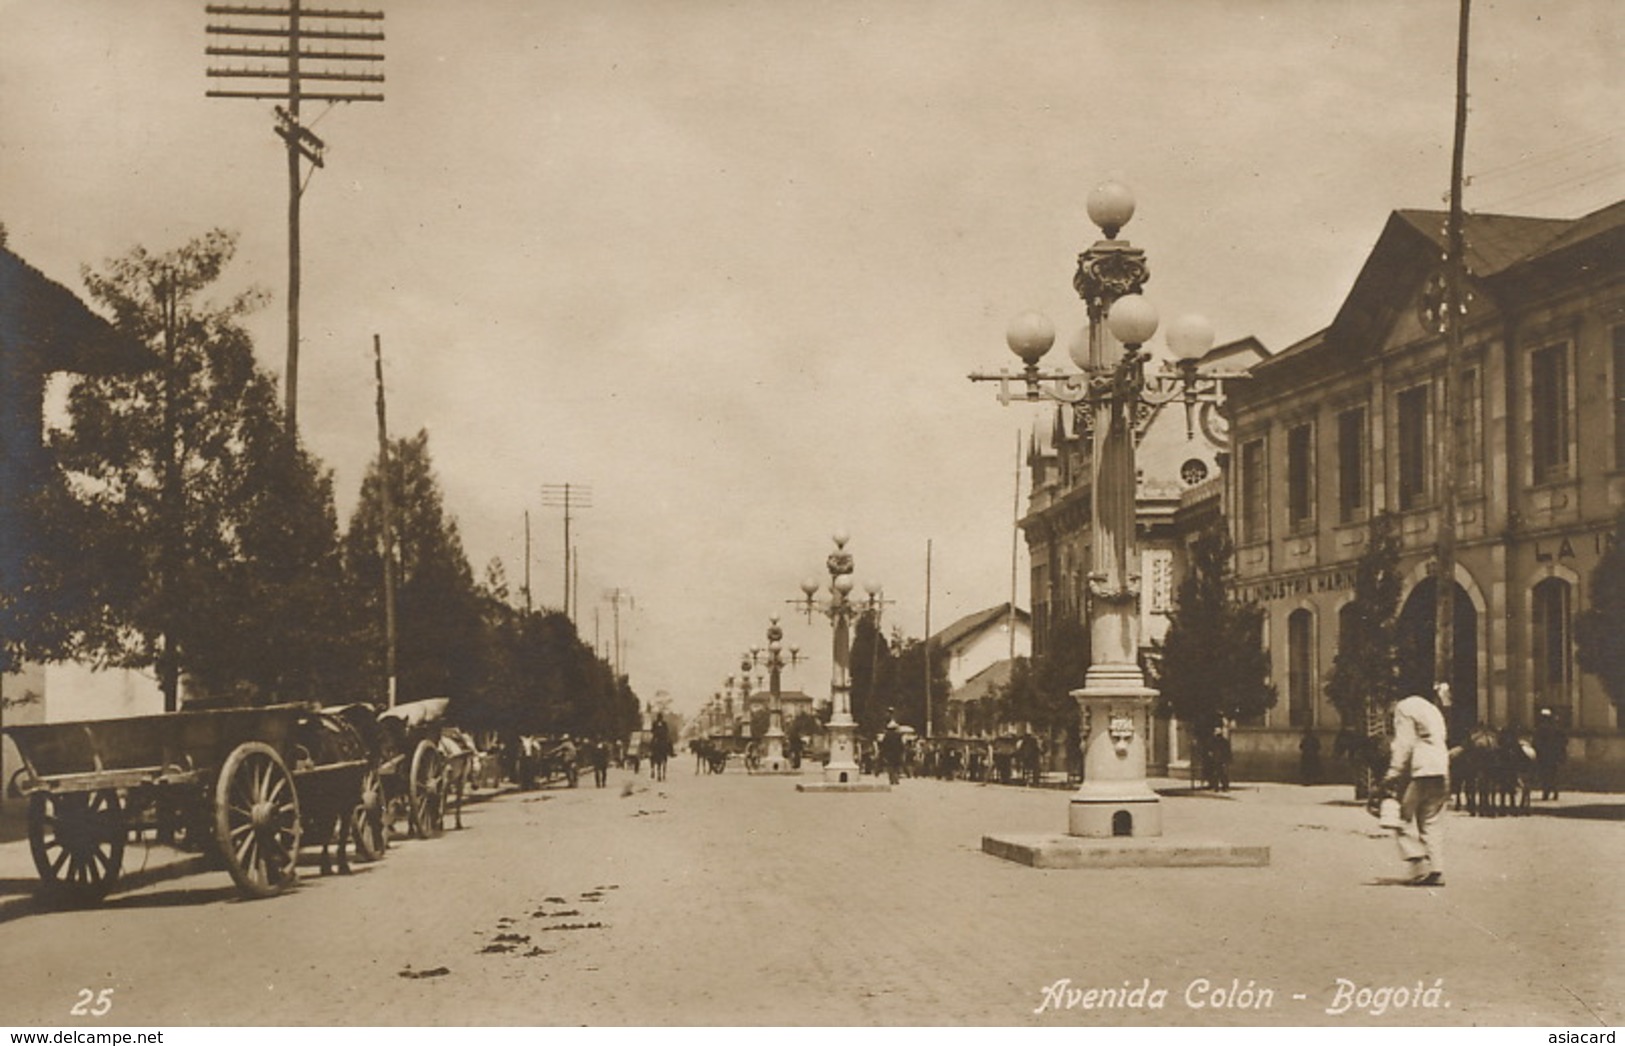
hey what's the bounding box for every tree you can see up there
[1576,509,1625,719]
[343,429,485,704]
[892,633,950,735]
[1155,518,1276,735]
[848,612,892,735]
[1323,511,1404,797]
[41,230,358,707]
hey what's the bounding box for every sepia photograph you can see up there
[1,0,1622,1034]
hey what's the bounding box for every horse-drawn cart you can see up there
[375,698,479,838]
[5,704,371,904]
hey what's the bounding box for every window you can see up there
[1530,343,1571,484]
[1240,438,1267,544]
[1336,406,1367,523]
[1287,609,1313,728]
[1614,325,1625,468]
[1459,367,1483,493]
[1531,577,1572,707]
[1396,384,1430,510]
[1287,423,1314,530]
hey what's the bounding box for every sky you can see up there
[2,0,1620,717]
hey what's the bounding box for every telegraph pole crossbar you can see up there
[205,0,385,432]
[541,483,592,620]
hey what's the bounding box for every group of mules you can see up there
[292,702,495,881]
[689,739,729,774]
[1450,724,1536,817]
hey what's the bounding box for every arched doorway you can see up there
[1396,576,1478,740]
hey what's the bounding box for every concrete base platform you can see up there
[750,768,804,776]
[982,833,1269,869]
[797,781,892,793]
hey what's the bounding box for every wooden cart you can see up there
[5,704,371,904]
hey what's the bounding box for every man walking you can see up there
[1382,682,1452,886]
[879,719,905,786]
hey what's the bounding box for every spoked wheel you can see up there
[409,739,446,840]
[350,765,387,862]
[28,790,125,905]
[214,742,302,899]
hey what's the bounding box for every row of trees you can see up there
[5,231,637,738]
[849,615,950,737]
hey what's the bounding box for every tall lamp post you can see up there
[745,617,805,774]
[970,184,1263,865]
[792,532,890,791]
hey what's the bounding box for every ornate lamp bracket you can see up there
[1074,241,1149,311]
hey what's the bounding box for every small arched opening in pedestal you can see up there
[839,771,849,783]
[1112,810,1133,837]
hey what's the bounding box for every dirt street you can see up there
[0,767,1619,1027]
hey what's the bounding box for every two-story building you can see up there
[1222,200,1624,786]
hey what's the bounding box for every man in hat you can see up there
[1533,707,1567,801]
[879,718,905,786]
[1381,683,1452,886]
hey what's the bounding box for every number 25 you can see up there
[70,988,114,1016]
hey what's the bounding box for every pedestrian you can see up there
[1017,732,1041,787]
[879,719,905,786]
[557,734,579,788]
[650,713,671,781]
[1207,726,1232,792]
[591,736,610,788]
[1380,682,1452,886]
[1299,728,1322,785]
[1532,707,1567,800]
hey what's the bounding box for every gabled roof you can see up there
[1514,199,1625,264]
[950,657,1015,703]
[1393,208,1572,278]
[931,603,1030,652]
[1244,200,1621,393]
[0,247,150,375]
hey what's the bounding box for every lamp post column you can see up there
[823,535,860,783]
[1067,186,1161,838]
[763,621,789,771]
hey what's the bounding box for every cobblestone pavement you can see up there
[0,769,1619,1027]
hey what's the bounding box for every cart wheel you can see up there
[215,742,302,899]
[350,765,387,862]
[28,790,125,905]
[409,739,446,840]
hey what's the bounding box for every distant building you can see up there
[945,657,1014,737]
[931,602,1031,691]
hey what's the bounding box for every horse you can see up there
[1450,724,1534,816]
[293,709,371,876]
[647,733,669,781]
[437,726,479,829]
[1493,725,1534,816]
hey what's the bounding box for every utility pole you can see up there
[157,269,181,712]
[1011,429,1022,661]
[1433,0,1472,719]
[923,539,933,739]
[206,1,385,432]
[523,510,533,614]
[603,589,634,681]
[374,335,397,708]
[541,483,591,618]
